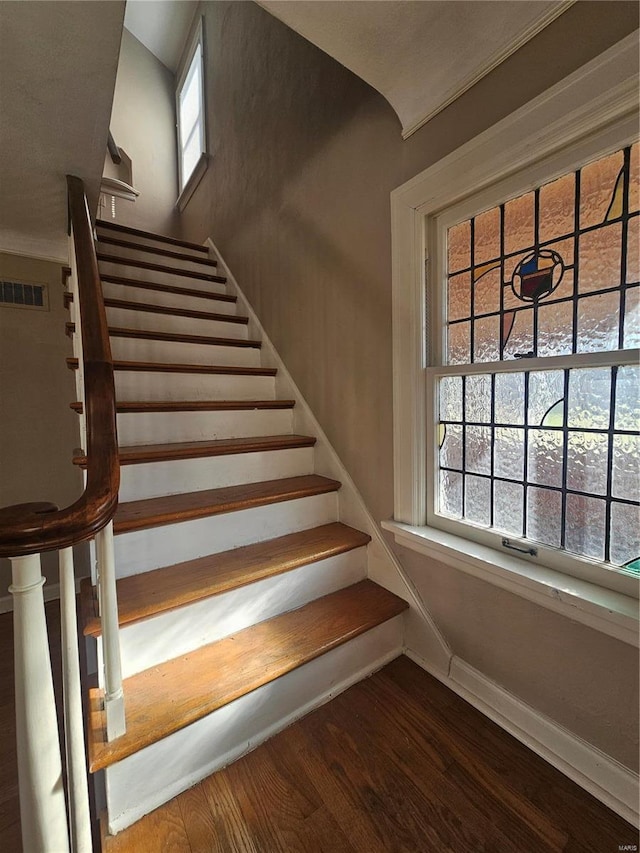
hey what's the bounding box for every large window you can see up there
[176,24,205,192]
[430,143,639,586]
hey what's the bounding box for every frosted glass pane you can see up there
[465,374,491,423]
[180,47,202,140]
[448,221,471,274]
[181,125,202,184]
[544,239,574,300]
[537,300,573,357]
[578,223,622,293]
[494,427,524,480]
[495,372,524,425]
[447,322,470,365]
[465,475,491,526]
[473,316,500,363]
[474,267,500,316]
[440,424,463,471]
[568,368,610,430]
[448,272,471,321]
[439,376,463,422]
[565,494,605,561]
[567,432,608,496]
[527,486,562,547]
[504,192,534,255]
[439,470,463,518]
[466,426,491,475]
[630,143,639,214]
[580,150,624,230]
[502,309,533,360]
[612,434,639,502]
[529,370,564,427]
[474,207,500,265]
[614,366,640,431]
[610,501,640,567]
[528,429,564,488]
[493,480,523,536]
[539,172,575,244]
[623,286,639,348]
[576,291,620,353]
[627,216,639,283]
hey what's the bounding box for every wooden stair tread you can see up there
[97,253,218,279]
[100,273,233,300]
[73,434,316,467]
[70,399,295,414]
[102,297,248,325]
[81,522,371,637]
[66,322,262,348]
[114,474,341,534]
[87,580,407,771]
[96,219,209,253]
[97,236,217,267]
[66,358,276,376]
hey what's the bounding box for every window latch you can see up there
[502,538,538,557]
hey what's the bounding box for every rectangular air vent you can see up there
[0,280,48,310]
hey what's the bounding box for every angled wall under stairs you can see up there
[66,220,442,835]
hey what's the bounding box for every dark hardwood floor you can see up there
[0,605,637,852]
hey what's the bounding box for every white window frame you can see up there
[176,17,208,205]
[383,33,640,643]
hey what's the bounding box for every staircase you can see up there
[72,220,409,836]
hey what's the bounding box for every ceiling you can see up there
[124,0,199,72]
[258,0,572,137]
[0,1,125,261]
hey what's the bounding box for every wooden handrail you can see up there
[0,175,120,557]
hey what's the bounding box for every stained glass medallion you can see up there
[439,144,640,576]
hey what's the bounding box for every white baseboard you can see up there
[406,648,639,828]
[0,577,83,614]
[206,237,452,675]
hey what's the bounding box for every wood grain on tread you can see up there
[97,253,217,279]
[67,357,276,376]
[114,474,341,534]
[70,399,295,414]
[96,219,209,253]
[87,580,407,771]
[74,434,316,467]
[100,273,233,299]
[82,522,371,636]
[97,235,217,267]
[103,297,248,325]
[66,322,262,348]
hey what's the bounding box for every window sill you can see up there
[176,153,209,212]
[381,520,639,647]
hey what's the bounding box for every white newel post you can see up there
[96,521,125,740]
[9,553,70,853]
[59,547,92,853]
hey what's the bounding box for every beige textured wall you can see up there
[179,1,639,770]
[105,29,180,236]
[0,253,83,596]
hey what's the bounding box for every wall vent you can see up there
[0,280,48,310]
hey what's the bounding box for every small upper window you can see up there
[176,24,205,192]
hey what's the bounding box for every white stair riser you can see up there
[104,619,404,834]
[105,306,248,340]
[98,260,227,294]
[118,447,315,502]
[101,281,236,316]
[96,229,209,258]
[109,336,261,367]
[116,548,368,678]
[116,408,293,446]
[114,492,338,577]
[98,241,217,275]
[114,371,275,402]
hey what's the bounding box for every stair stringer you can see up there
[206,238,452,677]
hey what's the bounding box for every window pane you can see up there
[539,172,575,245]
[579,149,624,229]
[448,221,470,274]
[474,207,500,265]
[528,429,563,488]
[495,372,524,425]
[610,501,640,567]
[465,475,491,526]
[566,432,608,496]
[180,45,202,142]
[466,426,491,475]
[465,374,491,423]
[614,366,640,431]
[568,368,610,430]
[504,191,534,256]
[439,470,462,518]
[494,480,523,536]
[439,375,463,422]
[181,121,202,184]
[565,494,605,561]
[612,434,639,502]
[527,486,562,547]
